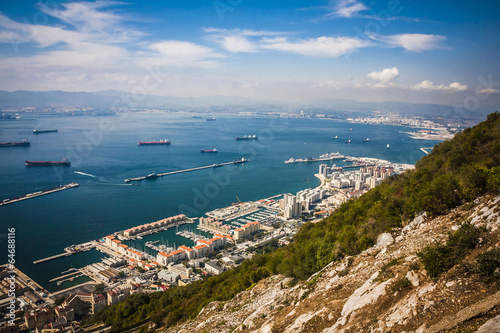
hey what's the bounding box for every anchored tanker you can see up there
[138,140,171,145]
[0,140,30,147]
[25,158,71,166]
[236,135,258,141]
[33,129,58,134]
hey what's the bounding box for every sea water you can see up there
[0,113,441,291]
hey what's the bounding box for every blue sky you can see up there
[1,0,500,107]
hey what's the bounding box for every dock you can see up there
[49,271,82,283]
[420,147,433,155]
[33,252,72,265]
[124,159,249,182]
[1,183,79,206]
[33,242,95,265]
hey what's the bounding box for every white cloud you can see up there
[328,0,368,18]
[261,36,371,57]
[218,35,257,53]
[38,1,127,35]
[205,28,371,57]
[367,67,399,83]
[411,80,467,92]
[139,40,223,67]
[369,33,447,52]
[354,67,400,89]
[149,41,218,61]
[204,28,282,53]
[478,88,500,94]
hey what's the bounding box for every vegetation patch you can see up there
[418,223,483,278]
[476,249,500,281]
[391,277,412,293]
[376,258,401,281]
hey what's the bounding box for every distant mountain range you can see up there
[0,89,492,124]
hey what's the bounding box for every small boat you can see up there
[363,138,370,142]
[387,144,390,149]
[332,136,338,140]
[206,117,216,121]
[345,139,351,144]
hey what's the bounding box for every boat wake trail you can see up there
[74,171,97,178]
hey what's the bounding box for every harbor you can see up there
[124,158,250,182]
[0,182,79,206]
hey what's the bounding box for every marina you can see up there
[124,158,250,182]
[1,182,79,206]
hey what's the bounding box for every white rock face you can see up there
[406,270,420,287]
[476,314,500,333]
[377,233,394,246]
[325,272,392,331]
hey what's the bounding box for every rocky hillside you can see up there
[163,194,500,333]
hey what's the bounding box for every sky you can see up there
[1,0,500,108]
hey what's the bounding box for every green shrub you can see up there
[376,258,400,281]
[476,249,500,281]
[418,223,483,278]
[391,277,412,293]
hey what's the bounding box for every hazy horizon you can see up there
[0,1,499,110]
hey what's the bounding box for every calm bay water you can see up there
[0,113,440,291]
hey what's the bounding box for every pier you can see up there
[1,183,79,206]
[33,242,95,265]
[33,252,72,265]
[420,147,433,155]
[124,159,249,182]
[49,271,82,283]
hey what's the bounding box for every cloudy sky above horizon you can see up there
[1,0,500,107]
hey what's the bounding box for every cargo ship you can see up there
[25,158,71,166]
[0,140,30,147]
[146,173,159,179]
[206,117,216,121]
[138,140,171,145]
[201,149,218,153]
[236,135,258,141]
[33,129,58,134]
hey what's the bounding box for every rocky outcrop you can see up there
[162,194,500,333]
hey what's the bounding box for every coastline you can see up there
[400,130,455,141]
